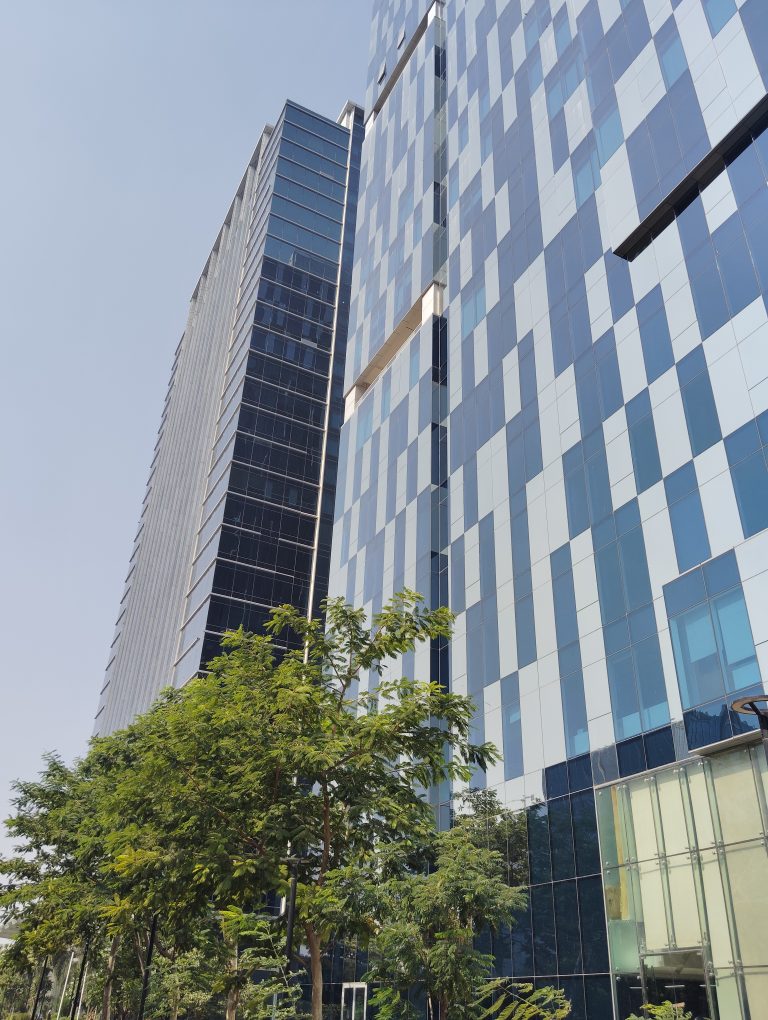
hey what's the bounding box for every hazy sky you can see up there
[0,1,371,850]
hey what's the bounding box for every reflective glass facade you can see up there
[332,1,768,1017]
[95,100,363,735]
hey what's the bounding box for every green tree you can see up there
[0,739,200,1020]
[101,592,496,1020]
[366,792,570,1020]
[626,1004,694,1020]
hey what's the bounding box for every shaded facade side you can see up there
[96,101,363,735]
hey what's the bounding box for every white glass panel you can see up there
[666,853,701,949]
[713,970,742,1019]
[685,764,716,849]
[629,780,659,862]
[638,860,670,952]
[656,770,690,855]
[743,967,768,1017]
[726,841,768,968]
[712,748,763,844]
[700,850,733,969]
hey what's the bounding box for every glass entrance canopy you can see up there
[595,737,768,1019]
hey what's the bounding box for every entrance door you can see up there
[642,949,718,1019]
[341,982,367,1020]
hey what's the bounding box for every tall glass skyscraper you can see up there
[331,1,768,1017]
[95,100,363,736]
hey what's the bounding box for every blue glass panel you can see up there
[670,601,724,708]
[634,636,670,730]
[644,726,675,768]
[617,735,647,776]
[712,587,762,695]
[725,420,761,463]
[573,139,601,207]
[658,25,687,89]
[713,215,760,315]
[665,460,697,503]
[680,368,722,455]
[684,700,733,749]
[571,790,600,875]
[615,498,641,535]
[605,616,630,654]
[565,464,590,537]
[531,884,557,975]
[546,761,569,799]
[503,701,524,780]
[730,450,768,537]
[629,604,656,643]
[628,414,662,492]
[637,287,674,383]
[689,254,730,338]
[669,490,711,572]
[562,671,590,757]
[528,803,552,884]
[510,897,534,976]
[580,879,610,972]
[554,881,582,974]
[568,753,593,793]
[516,594,537,668]
[596,543,626,624]
[703,0,737,35]
[728,142,765,204]
[618,527,652,610]
[608,648,642,740]
[664,567,707,616]
[585,975,613,1013]
[549,796,576,880]
[585,448,613,523]
[703,551,740,597]
[595,102,623,166]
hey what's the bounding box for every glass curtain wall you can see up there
[596,740,768,1019]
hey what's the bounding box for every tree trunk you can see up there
[100,934,121,1020]
[439,994,449,1020]
[306,925,323,1020]
[225,986,240,1020]
[225,938,239,1020]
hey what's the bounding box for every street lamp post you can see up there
[731,694,768,767]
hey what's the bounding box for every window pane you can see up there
[562,671,590,758]
[658,33,687,89]
[572,790,601,876]
[554,881,582,973]
[596,543,626,624]
[669,490,711,572]
[681,371,722,455]
[528,803,551,884]
[712,588,761,694]
[531,884,557,975]
[703,0,737,35]
[670,603,724,708]
[608,649,642,740]
[730,450,768,537]
[629,415,662,492]
[634,637,670,731]
[549,796,576,880]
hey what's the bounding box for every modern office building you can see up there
[94,99,363,736]
[330,1,768,1018]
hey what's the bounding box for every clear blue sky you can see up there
[0,1,371,849]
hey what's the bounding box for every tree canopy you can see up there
[2,593,512,1020]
